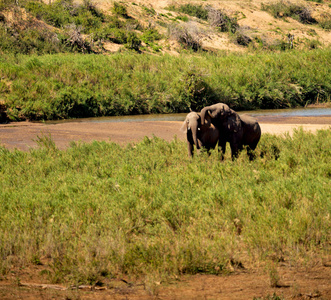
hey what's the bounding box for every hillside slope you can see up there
[95,0,331,53]
[1,0,330,54]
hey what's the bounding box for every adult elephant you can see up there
[180,111,220,157]
[200,103,261,160]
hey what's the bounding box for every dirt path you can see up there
[1,115,330,151]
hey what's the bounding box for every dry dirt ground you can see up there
[0,116,330,300]
[0,263,330,300]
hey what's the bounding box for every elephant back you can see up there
[240,114,261,146]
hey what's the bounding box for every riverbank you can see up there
[1,115,330,151]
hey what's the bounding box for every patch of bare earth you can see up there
[0,262,330,299]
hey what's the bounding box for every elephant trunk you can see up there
[191,122,200,150]
[200,106,210,127]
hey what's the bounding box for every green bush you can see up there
[0,49,330,121]
[0,21,70,54]
[125,32,141,51]
[74,9,103,33]
[93,27,128,44]
[112,1,128,17]
[25,0,104,32]
[25,0,71,28]
[141,28,162,45]
[0,0,29,10]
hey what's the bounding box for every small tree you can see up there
[125,32,141,51]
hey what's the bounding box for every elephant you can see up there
[180,111,220,157]
[200,103,261,160]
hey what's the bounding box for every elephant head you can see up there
[181,111,220,157]
[200,103,231,126]
[180,111,201,151]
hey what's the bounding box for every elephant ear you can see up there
[180,119,189,133]
[226,112,242,133]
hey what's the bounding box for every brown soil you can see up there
[0,116,330,299]
[0,115,330,151]
[0,262,330,299]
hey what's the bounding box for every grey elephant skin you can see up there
[200,103,261,159]
[181,111,220,157]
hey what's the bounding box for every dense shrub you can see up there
[25,0,72,28]
[25,0,104,32]
[0,49,330,121]
[93,27,128,44]
[0,20,70,54]
[141,28,162,45]
[125,32,141,51]
[112,1,128,17]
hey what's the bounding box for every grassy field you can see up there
[0,129,330,286]
[1,48,330,121]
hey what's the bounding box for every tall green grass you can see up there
[1,49,330,121]
[0,129,330,285]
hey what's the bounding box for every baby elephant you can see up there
[181,111,220,157]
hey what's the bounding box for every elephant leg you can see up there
[246,140,259,161]
[187,141,194,157]
[230,142,242,160]
[218,139,226,160]
[246,147,256,161]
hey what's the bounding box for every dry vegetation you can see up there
[86,0,331,53]
[1,0,330,54]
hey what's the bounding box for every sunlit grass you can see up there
[0,129,330,285]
